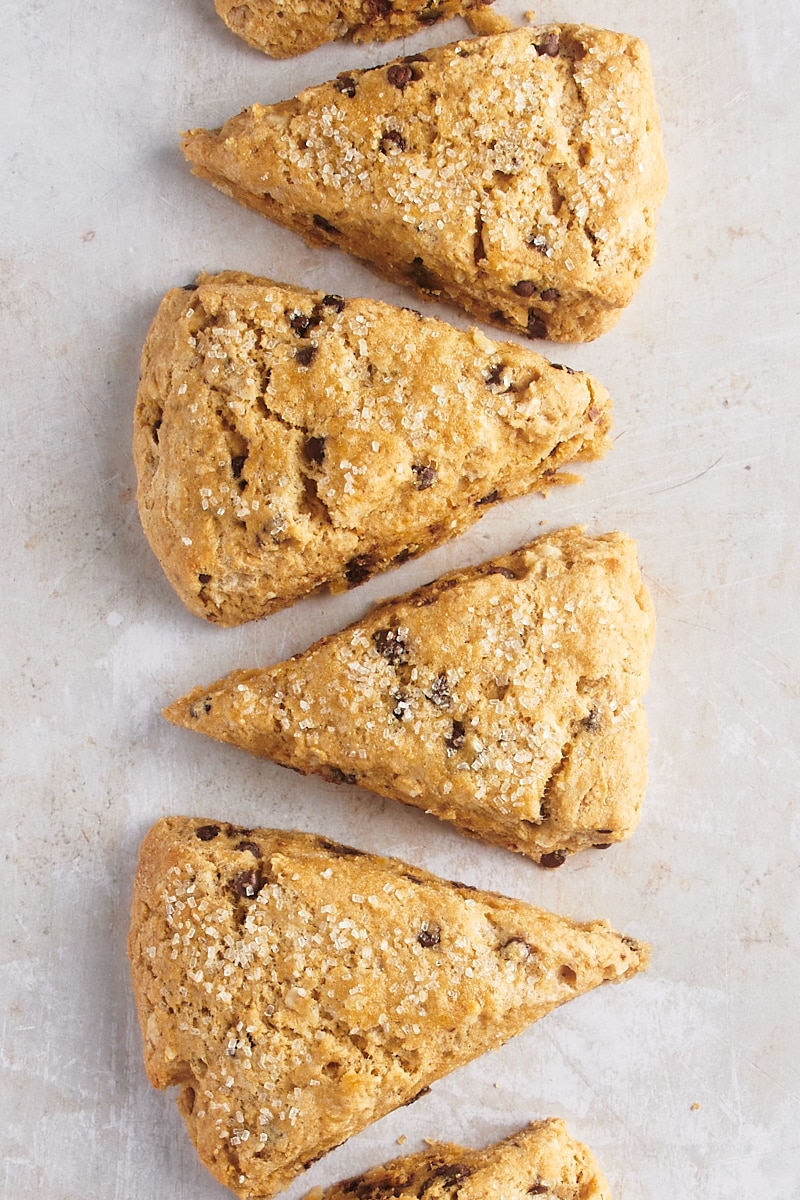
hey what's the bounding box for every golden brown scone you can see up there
[128,817,647,1199]
[182,26,667,342]
[317,1119,612,1200]
[214,0,505,58]
[134,272,611,625]
[164,528,655,864]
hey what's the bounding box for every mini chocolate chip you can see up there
[230,454,246,479]
[365,0,391,18]
[537,32,560,56]
[198,573,212,584]
[236,840,261,856]
[417,921,441,948]
[475,489,499,506]
[526,311,548,339]
[581,708,601,732]
[188,697,212,718]
[485,362,506,388]
[540,287,560,301]
[345,554,374,585]
[409,256,440,293]
[513,280,537,298]
[313,214,340,234]
[592,842,613,850]
[420,1164,472,1194]
[180,283,197,291]
[195,824,220,841]
[445,719,466,754]
[550,362,576,374]
[289,310,312,335]
[305,436,326,465]
[387,64,414,89]
[528,233,552,257]
[295,345,317,367]
[373,626,408,665]
[540,850,567,869]
[403,52,428,63]
[334,75,357,97]
[152,418,161,444]
[380,129,406,154]
[528,1181,549,1195]
[412,463,437,490]
[231,868,264,898]
[322,293,345,311]
[427,672,451,709]
[488,565,517,579]
[392,690,411,720]
[322,766,358,785]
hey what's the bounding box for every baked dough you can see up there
[214,0,506,58]
[128,817,647,1199]
[134,271,611,625]
[182,26,667,341]
[164,527,655,864]
[316,1119,611,1200]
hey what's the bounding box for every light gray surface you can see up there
[2,1,798,1196]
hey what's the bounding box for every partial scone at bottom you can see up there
[316,1120,611,1200]
[134,272,611,626]
[182,26,667,342]
[164,528,655,865]
[215,0,505,58]
[128,817,647,1200]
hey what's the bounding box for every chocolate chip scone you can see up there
[182,26,667,342]
[135,272,611,625]
[214,0,505,59]
[164,527,655,864]
[128,817,647,1200]
[316,1119,612,1200]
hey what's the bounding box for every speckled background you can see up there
[2,1,798,1196]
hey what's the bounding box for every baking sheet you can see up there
[2,0,799,1196]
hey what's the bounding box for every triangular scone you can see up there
[135,272,611,626]
[214,0,506,59]
[128,818,647,1200]
[182,27,667,343]
[164,528,655,864]
[318,1119,611,1200]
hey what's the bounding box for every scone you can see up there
[128,817,648,1200]
[214,0,505,58]
[182,26,667,342]
[164,527,655,864]
[135,271,611,625]
[317,1119,612,1200]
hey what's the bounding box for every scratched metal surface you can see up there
[1,0,798,1195]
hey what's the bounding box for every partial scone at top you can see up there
[165,527,655,864]
[134,272,610,626]
[128,817,647,1200]
[318,1120,612,1200]
[182,26,667,342]
[215,0,505,58]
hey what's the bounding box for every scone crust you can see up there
[214,0,500,58]
[134,271,611,625]
[321,1119,612,1200]
[164,527,655,863]
[182,26,667,341]
[128,817,646,1199]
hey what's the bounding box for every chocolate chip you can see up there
[526,311,548,339]
[581,708,601,732]
[592,842,613,850]
[312,214,340,235]
[537,32,560,56]
[365,0,391,18]
[345,554,374,585]
[322,766,358,785]
[540,850,567,869]
[417,921,441,948]
[540,288,561,302]
[412,463,437,490]
[392,690,411,720]
[373,627,408,665]
[401,1085,432,1107]
[445,719,466,755]
[198,573,212,584]
[334,75,357,97]
[236,840,261,856]
[231,868,264,898]
[484,362,507,389]
[305,436,325,465]
[188,697,212,718]
[528,1181,549,1195]
[427,672,451,709]
[289,310,312,335]
[488,565,517,579]
[180,283,197,291]
[550,362,576,374]
[387,64,414,90]
[419,1164,473,1196]
[409,256,440,293]
[513,280,537,297]
[475,489,499,506]
[230,454,246,479]
[152,418,161,444]
[295,345,317,367]
[528,233,553,257]
[380,129,406,154]
[322,293,345,311]
[195,824,220,841]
